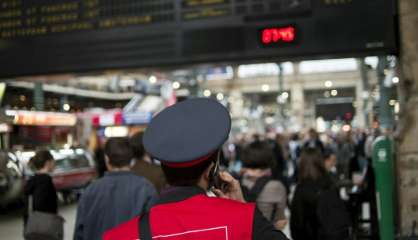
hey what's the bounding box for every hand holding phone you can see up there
[213,173,230,193]
[212,171,246,203]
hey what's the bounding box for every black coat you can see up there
[290,175,334,240]
[23,174,58,224]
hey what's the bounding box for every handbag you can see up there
[24,195,65,240]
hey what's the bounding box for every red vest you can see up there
[103,193,255,240]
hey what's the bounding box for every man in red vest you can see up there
[103,98,288,240]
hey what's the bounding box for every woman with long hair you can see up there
[290,147,350,240]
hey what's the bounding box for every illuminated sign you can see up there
[104,126,129,138]
[0,123,11,133]
[0,0,397,77]
[123,112,152,125]
[261,26,296,46]
[6,110,77,126]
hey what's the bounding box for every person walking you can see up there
[290,148,351,240]
[240,140,288,231]
[104,98,288,240]
[23,150,60,239]
[74,137,157,240]
[303,128,325,153]
[129,132,166,192]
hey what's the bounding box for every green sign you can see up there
[372,136,395,240]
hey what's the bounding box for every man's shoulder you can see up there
[128,173,156,188]
[195,194,256,212]
[103,216,139,240]
[133,161,163,174]
[85,172,155,192]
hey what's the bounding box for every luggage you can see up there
[24,196,64,240]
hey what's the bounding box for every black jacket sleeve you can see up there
[253,207,289,240]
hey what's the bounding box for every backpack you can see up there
[316,188,352,240]
[240,176,272,202]
[241,176,278,222]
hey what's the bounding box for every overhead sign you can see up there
[0,0,397,77]
[5,110,77,126]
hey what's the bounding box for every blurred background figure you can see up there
[270,133,288,186]
[129,132,166,192]
[228,134,245,174]
[240,140,288,231]
[324,147,337,175]
[335,131,357,180]
[89,131,107,178]
[23,150,59,231]
[303,128,325,153]
[287,133,301,186]
[74,137,157,240]
[290,148,351,240]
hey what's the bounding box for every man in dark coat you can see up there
[74,137,157,240]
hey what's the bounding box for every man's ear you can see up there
[203,162,215,181]
[105,156,112,170]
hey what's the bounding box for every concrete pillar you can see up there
[397,0,418,235]
[356,59,368,128]
[377,57,395,130]
[229,66,244,119]
[33,82,44,111]
[290,62,304,130]
[229,90,244,119]
[355,75,366,128]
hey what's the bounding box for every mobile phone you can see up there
[209,152,229,192]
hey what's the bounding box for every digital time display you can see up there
[261,26,296,46]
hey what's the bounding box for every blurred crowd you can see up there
[223,128,384,185]
[24,125,387,240]
[219,127,386,239]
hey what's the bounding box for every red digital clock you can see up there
[261,26,296,45]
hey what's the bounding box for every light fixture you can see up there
[265,117,275,124]
[203,89,212,97]
[261,84,270,92]
[394,102,400,114]
[216,93,224,101]
[63,103,70,111]
[331,89,338,96]
[389,100,396,106]
[104,126,129,138]
[342,124,351,132]
[281,92,289,99]
[149,75,157,84]
[392,77,399,84]
[172,81,180,89]
[325,81,333,88]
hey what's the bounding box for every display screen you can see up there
[0,0,398,77]
[261,26,296,45]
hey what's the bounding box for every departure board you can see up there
[0,0,397,77]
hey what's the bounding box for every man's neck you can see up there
[109,166,131,172]
[36,168,50,174]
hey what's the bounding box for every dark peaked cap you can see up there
[143,98,231,167]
